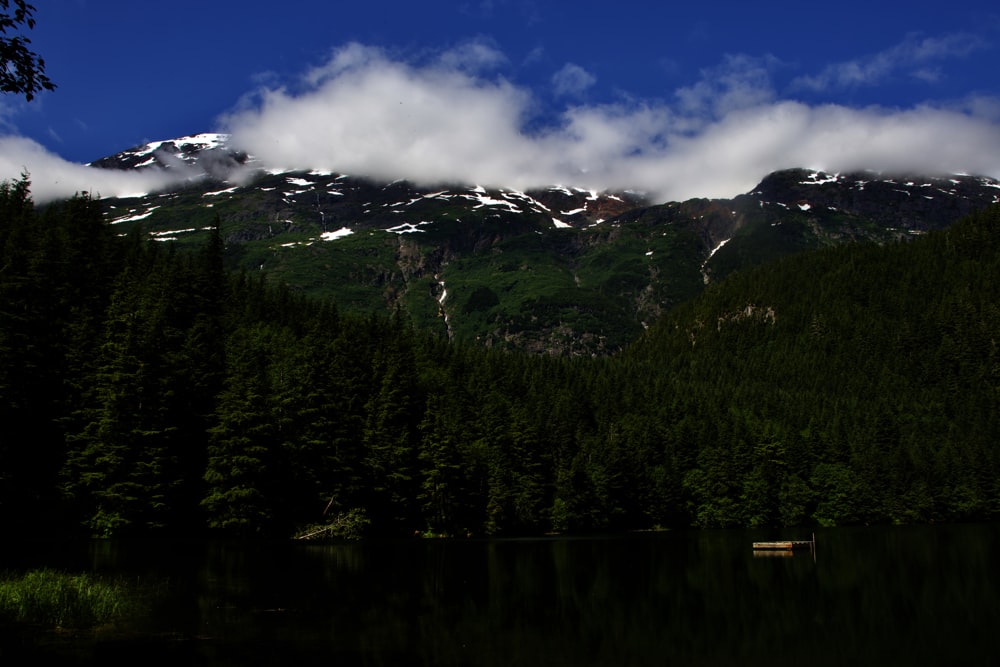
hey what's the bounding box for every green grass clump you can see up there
[0,569,140,629]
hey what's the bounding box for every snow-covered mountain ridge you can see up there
[88,134,1000,355]
[88,133,233,170]
[93,132,650,234]
[91,132,1000,234]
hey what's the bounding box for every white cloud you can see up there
[221,43,1000,202]
[674,54,778,118]
[792,32,989,92]
[0,135,187,203]
[0,98,23,134]
[223,44,538,189]
[436,38,509,73]
[4,41,1000,205]
[552,63,596,97]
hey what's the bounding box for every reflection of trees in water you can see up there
[401,528,999,665]
[41,527,1000,665]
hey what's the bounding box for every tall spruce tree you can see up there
[362,315,423,532]
[202,322,293,534]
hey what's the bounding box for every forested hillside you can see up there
[626,205,1000,526]
[1,176,998,537]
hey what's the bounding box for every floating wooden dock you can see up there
[752,534,816,552]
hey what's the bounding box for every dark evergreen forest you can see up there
[1,176,998,538]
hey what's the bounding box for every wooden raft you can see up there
[752,534,816,552]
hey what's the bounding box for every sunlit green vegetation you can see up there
[0,570,142,629]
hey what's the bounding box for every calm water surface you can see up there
[2,524,998,665]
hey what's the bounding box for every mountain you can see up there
[90,133,1000,355]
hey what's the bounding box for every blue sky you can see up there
[3,0,1000,202]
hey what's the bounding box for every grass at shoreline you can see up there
[0,569,143,629]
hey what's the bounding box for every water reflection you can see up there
[2,525,999,665]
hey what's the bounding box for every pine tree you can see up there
[202,322,293,534]
[417,392,469,534]
[361,317,423,532]
[63,268,170,535]
[1,182,117,533]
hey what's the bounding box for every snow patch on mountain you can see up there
[320,227,353,241]
[388,222,432,234]
[109,206,160,224]
[204,186,239,197]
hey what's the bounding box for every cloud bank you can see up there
[0,135,187,203]
[3,40,1000,204]
[222,43,1000,201]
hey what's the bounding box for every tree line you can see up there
[1,176,998,538]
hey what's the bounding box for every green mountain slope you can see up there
[93,144,999,354]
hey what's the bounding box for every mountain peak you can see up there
[88,133,235,170]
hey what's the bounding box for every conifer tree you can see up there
[362,316,423,532]
[417,393,469,534]
[63,266,180,535]
[202,323,292,534]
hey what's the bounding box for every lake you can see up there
[2,524,998,665]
